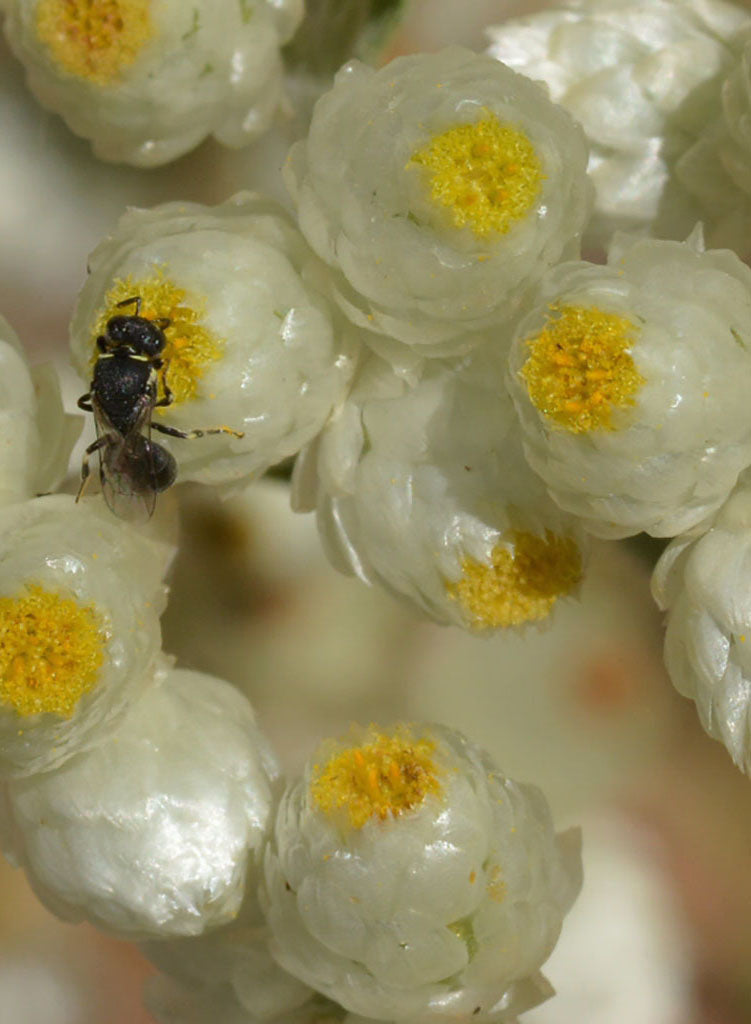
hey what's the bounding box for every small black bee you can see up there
[77,295,243,518]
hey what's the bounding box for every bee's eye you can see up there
[141,328,165,356]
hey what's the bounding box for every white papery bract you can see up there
[294,348,586,631]
[2,664,279,940]
[285,47,591,354]
[676,25,751,257]
[506,229,751,539]
[652,479,751,774]
[261,723,582,1023]
[486,0,746,248]
[70,192,357,487]
[141,898,313,1023]
[0,314,80,506]
[0,494,171,778]
[3,0,304,167]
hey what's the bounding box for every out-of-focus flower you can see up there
[506,228,751,538]
[262,723,581,1022]
[285,46,591,354]
[295,348,586,631]
[141,888,313,1024]
[0,494,171,777]
[676,25,751,257]
[1,664,280,940]
[145,972,343,1024]
[2,0,304,166]
[0,314,80,505]
[652,477,751,775]
[486,0,747,248]
[70,192,358,488]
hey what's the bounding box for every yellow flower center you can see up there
[447,530,582,629]
[92,270,224,407]
[0,585,105,718]
[36,0,152,86]
[311,728,442,829]
[520,304,644,433]
[408,115,543,238]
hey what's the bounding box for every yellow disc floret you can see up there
[408,115,543,238]
[520,304,644,433]
[92,270,224,407]
[311,727,442,829]
[36,0,152,86]
[0,585,106,718]
[447,530,582,629]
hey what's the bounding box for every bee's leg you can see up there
[77,393,93,412]
[116,295,141,315]
[76,436,108,502]
[154,376,174,409]
[150,421,245,440]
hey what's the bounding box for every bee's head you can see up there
[105,314,167,358]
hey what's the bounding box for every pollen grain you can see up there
[311,728,442,829]
[520,304,644,433]
[408,115,543,238]
[447,530,581,629]
[36,0,152,85]
[0,585,105,718]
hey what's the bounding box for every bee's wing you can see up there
[95,396,158,522]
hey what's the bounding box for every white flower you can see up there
[676,25,751,256]
[3,0,304,166]
[261,723,582,1022]
[295,348,586,632]
[0,314,80,505]
[651,477,751,774]
[285,47,592,353]
[2,663,280,940]
[0,494,171,777]
[486,0,746,248]
[506,228,751,539]
[70,192,357,488]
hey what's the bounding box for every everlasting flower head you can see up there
[486,0,747,246]
[295,347,586,631]
[507,228,751,538]
[0,494,171,777]
[70,192,357,488]
[285,46,592,352]
[0,314,80,506]
[3,664,280,940]
[652,476,751,774]
[262,722,582,1022]
[3,0,304,165]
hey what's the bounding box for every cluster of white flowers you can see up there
[10,0,751,1018]
[2,0,304,165]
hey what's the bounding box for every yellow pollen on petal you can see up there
[91,270,224,407]
[408,115,543,238]
[0,585,105,718]
[311,727,442,829]
[447,530,582,629]
[486,863,506,903]
[520,304,644,433]
[36,0,152,86]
